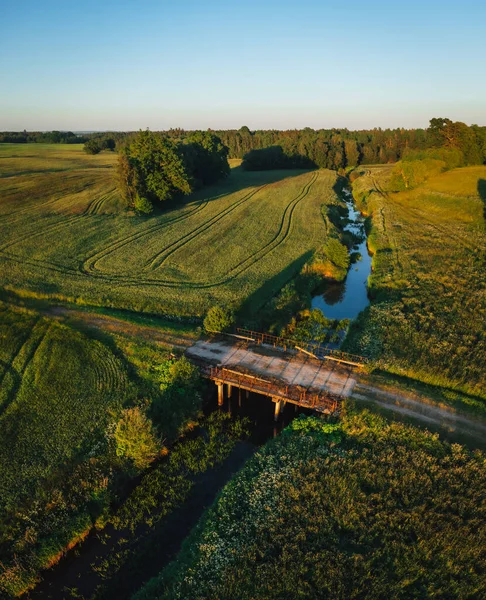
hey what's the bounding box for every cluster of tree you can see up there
[213,120,486,171]
[0,130,89,143]
[118,130,229,214]
[83,137,116,154]
[389,145,476,191]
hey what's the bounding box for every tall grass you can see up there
[345,165,486,399]
[133,410,486,599]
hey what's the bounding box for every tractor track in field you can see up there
[0,176,102,223]
[0,173,319,291]
[0,185,118,255]
[80,172,316,287]
[79,186,253,274]
[0,320,49,418]
[144,183,270,272]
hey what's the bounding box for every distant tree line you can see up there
[118,130,229,214]
[3,118,485,173]
[0,130,89,143]
[211,120,486,171]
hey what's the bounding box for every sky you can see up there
[1,0,485,131]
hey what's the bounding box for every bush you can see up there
[134,195,154,215]
[83,139,102,155]
[203,306,235,333]
[113,407,160,471]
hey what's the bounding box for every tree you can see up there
[84,139,102,154]
[118,130,192,209]
[183,131,229,187]
[103,137,116,151]
[203,306,235,333]
[113,407,159,471]
[118,130,230,211]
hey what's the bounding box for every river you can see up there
[312,187,372,321]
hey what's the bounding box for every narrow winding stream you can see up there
[312,187,372,320]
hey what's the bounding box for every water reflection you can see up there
[312,189,372,321]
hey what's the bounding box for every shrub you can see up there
[113,407,160,471]
[83,139,102,155]
[134,195,154,215]
[203,306,235,333]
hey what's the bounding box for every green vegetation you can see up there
[113,407,161,472]
[203,305,235,333]
[118,130,229,214]
[217,118,486,169]
[0,144,339,318]
[346,165,486,399]
[0,301,205,597]
[62,412,249,600]
[134,411,486,600]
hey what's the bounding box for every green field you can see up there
[134,412,486,599]
[0,301,133,595]
[0,144,337,317]
[0,300,205,597]
[345,164,486,398]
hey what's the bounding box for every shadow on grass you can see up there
[152,165,316,217]
[237,251,314,326]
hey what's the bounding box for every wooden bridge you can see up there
[208,365,340,419]
[235,328,367,367]
[187,330,363,420]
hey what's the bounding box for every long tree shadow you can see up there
[478,179,486,221]
[153,165,316,216]
[237,251,314,327]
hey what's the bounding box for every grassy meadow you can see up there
[0,301,132,595]
[0,299,206,597]
[345,164,486,398]
[134,411,486,600]
[0,144,338,318]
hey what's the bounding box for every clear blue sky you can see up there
[1,0,485,131]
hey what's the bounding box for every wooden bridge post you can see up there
[217,382,224,406]
[227,383,232,398]
[274,398,283,421]
[238,387,242,408]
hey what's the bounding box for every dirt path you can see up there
[45,306,196,350]
[351,380,486,445]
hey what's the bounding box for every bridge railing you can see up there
[210,366,341,414]
[235,328,367,367]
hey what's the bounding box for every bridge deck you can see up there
[186,338,357,401]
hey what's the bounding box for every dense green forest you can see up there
[135,411,486,600]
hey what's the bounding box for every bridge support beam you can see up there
[227,383,232,398]
[274,398,285,421]
[217,382,224,406]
